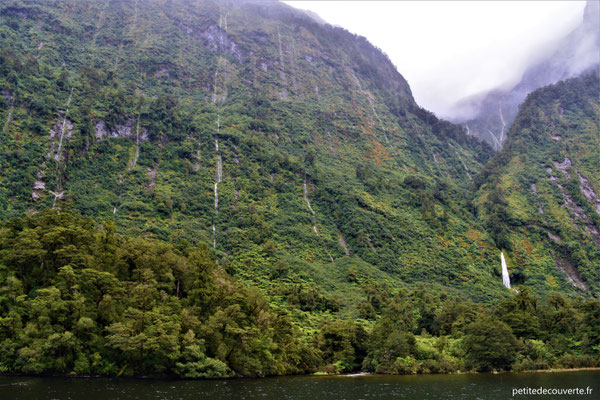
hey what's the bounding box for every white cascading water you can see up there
[3,109,12,134]
[55,88,74,162]
[367,95,389,144]
[128,115,140,170]
[277,26,287,85]
[303,178,318,235]
[113,175,123,215]
[52,88,74,209]
[501,252,511,289]
[488,129,501,149]
[498,105,506,145]
[455,150,472,181]
[213,115,222,248]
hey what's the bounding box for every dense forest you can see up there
[0,209,598,377]
[0,0,598,378]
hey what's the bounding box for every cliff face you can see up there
[0,0,506,303]
[1,0,596,303]
[476,72,600,293]
[453,0,599,149]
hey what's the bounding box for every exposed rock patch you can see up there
[578,172,600,215]
[547,165,600,246]
[547,232,561,242]
[555,257,587,290]
[49,116,73,140]
[197,23,243,62]
[338,234,350,255]
[146,164,158,189]
[94,119,148,141]
[554,157,571,179]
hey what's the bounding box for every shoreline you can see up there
[2,367,600,381]
[328,367,600,378]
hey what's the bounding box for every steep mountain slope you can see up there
[476,72,600,294]
[0,0,511,306]
[0,0,599,379]
[454,0,599,149]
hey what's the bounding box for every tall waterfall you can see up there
[501,252,511,289]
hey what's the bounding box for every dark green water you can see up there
[1,371,598,400]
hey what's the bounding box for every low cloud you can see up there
[284,1,589,119]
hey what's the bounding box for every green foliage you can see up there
[0,0,598,379]
[0,0,506,308]
[463,315,517,371]
[0,209,316,377]
[476,73,600,294]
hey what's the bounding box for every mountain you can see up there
[0,0,599,378]
[0,0,510,307]
[476,71,600,294]
[452,0,600,149]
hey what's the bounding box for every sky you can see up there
[282,1,587,118]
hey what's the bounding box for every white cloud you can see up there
[283,1,586,117]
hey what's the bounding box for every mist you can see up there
[283,1,590,119]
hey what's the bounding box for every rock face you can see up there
[1,0,596,299]
[578,172,600,215]
[476,72,600,293]
[94,119,148,141]
[452,0,599,149]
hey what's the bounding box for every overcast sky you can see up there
[282,1,587,118]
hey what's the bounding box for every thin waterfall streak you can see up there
[212,224,216,249]
[214,183,218,214]
[52,88,74,209]
[498,105,506,144]
[213,114,222,248]
[303,179,315,216]
[55,88,74,162]
[3,109,13,134]
[217,154,222,183]
[488,129,501,149]
[303,178,319,235]
[455,150,472,180]
[277,26,286,84]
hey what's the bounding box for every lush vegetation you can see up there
[0,0,598,378]
[476,72,600,294]
[0,0,510,309]
[0,210,598,377]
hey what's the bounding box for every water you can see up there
[501,252,511,289]
[0,371,598,400]
[52,88,74,209]
[128,115,140,171]
[498,105,506,145]
[213,116,221,249]
[303,179,318,235]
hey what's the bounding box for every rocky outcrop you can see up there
[578,172,600,215]
[555,257,588,290]
[549,158,600,246]
[94,119,148,141]
[197,23,243,62]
